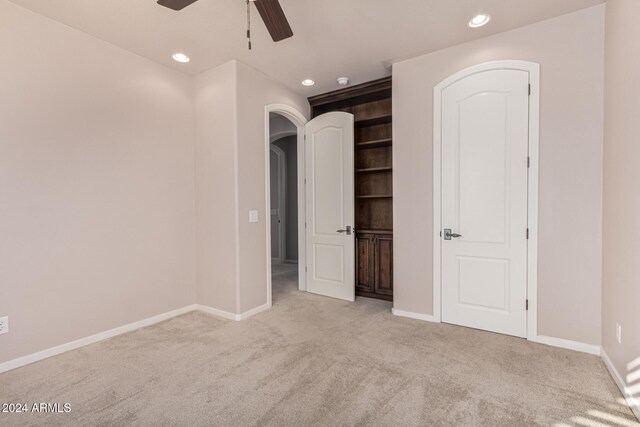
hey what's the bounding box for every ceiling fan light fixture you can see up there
[172,53,190,63]
[468,14,491,28]
[301,79,315,87]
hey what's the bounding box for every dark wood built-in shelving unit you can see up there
[355,138,392,150]
[308,77,393,302]
[356,167,393,173]
[356,195,393,199]
[354,114,392,127]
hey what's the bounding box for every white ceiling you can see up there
[10,0,604,96]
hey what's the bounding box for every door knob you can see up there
[337,226,352,235]
[444,229,462,240]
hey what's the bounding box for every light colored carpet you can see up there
[1,263,637,426]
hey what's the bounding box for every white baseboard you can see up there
[195,304,238,321]
[391,308,439,323]
[237,303,271,320]
[390,310,602,357]
[197,303,271,321]
[531,335,601,355]
[1,301,275,375]
[0,304,198,374]
[601,349,640,421]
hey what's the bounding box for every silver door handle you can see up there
[337,226,352,235]
[444,229,462,240]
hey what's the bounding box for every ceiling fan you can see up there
[157,0,293,43]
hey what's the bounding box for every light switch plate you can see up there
[0,316,8,335]
[249,210,259,223]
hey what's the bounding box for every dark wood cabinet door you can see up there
[355,232,393,300]
[355,233,375,293]
[375,235,393,296]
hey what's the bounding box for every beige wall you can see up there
[0,2,196,363]
[393,5,605,345]
[235,62,309,313]
[2,0,615,369]
[0,7,307,364]
[194,61,239,313]
[194,60,308,315]
[602,0,640,409]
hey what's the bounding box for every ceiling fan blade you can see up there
[253,0,293,42]
[157,0,199,11]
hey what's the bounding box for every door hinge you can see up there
[526,299,529,310]
[526,228,529,239]
[305,222,307,228]
[305,266,308,272]
[528,84,531,96]
[527,156,530,168]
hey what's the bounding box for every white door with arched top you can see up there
[305,112,355,302]
[438,66,531,338]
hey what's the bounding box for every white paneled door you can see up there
[270,145,286,264]
[305,112,355,301]
[441,69,530,337]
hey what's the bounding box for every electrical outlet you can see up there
[0,316,8,335]
[616,323,622,344]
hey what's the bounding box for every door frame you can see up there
[432,60,540,340]
[269,144,287,264]
[265,104,308,307]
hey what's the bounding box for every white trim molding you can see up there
[601,349,640,421]
[0,305,198,374]
[269,129,297,144]
[392,308,602,356]
[197,303,271,321]
[392,308,439,323]
[432,60,541,340]
[264,104,308,309]
[196,304,238,321]
[394,308,609,361]
[237,303,271,321]
[0,302,276,374]
[530,335,600,355]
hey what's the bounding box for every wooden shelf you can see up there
[355,229,393,235]
[355,167,392,174]
[355,138,392,149]
[309,77,394,303]
[356,195,393,199]
[354,114,392,127]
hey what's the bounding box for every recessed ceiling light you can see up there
[468,14,491,28]
[301,79,315,87]
[172,53,190,63]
